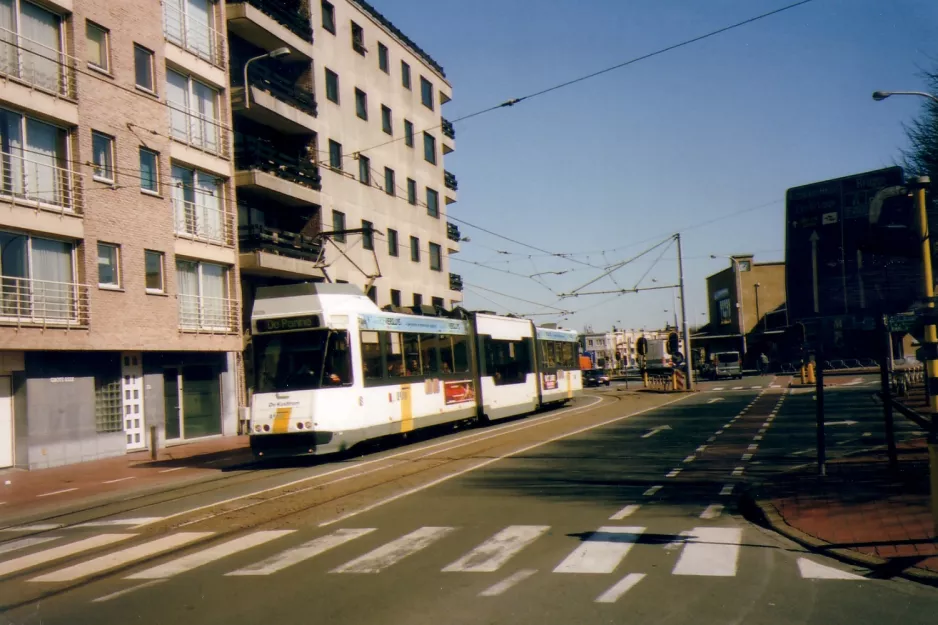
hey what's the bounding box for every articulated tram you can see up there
[248,283,582,458]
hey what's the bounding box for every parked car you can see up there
[709,352,743,380]
[583,369,611,387]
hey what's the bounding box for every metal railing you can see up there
[233,61,317,118]
[446,222,460,242]
[449,272,463,292]
[173,198,234,246]
[1,150,82,214]
[178,293,238,332]
[239,223,322,261]
[0,26,78,99]
[0,277,89,328]
[230,0,312,42]
[234,134,321,190]
[444,170,458,191]
[441,118,455,140]
[163,1,227,67]
[168,103,231,158]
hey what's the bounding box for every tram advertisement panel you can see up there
[444,380,475,405]
[543,373,558,390]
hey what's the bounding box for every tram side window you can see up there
[324,331,352,386]
[451,333,471,373]
[560,342,576,368]
[361,331,384,380]
[484,337,532,386]
[420,333,440,374]
[541,341,557,369]
[438,335,454,373]
[401,333,422,376]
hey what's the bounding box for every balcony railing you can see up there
[234,134,321,190]
[239,224,323,261]
[173,198,235,246]
[446,222,461,242]
[441,118,455,140]
[0,277,89,328]
[230,0,313,42]
[449,273,463,292]
[0,26,78,99]
[168,103,231,158]
[178,294,238,333]
[163,1,227,67]
[235,61,317,117]
[444,170,458,191]
[1,150,82,214]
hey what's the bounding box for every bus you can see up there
[247,283,582,459]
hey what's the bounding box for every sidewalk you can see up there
[0,436,253,522]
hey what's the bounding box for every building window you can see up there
[426,188,439,218]
[134,45,155,92]
[378,42,389,73]
[388,228,399,257]
[86,21,110,72]
[399,121,413,149]
[362,220,374,250]
[176,260,231,331]
[92,132,115,182]
[329,139,342,170]
[718,298,732,325]
[407,178,417,205]
[367,285,377,303]
[420,76,433,110]
[163,0,220,64]
[332,210,346,242]
[401,61,411,89]
[351,21,365,54]
[145,250,164,292]
[429,243,442,272]
[410,236,420,263]
[2,2,65,95]
[0,109,73,208]
[95,368,122,433]
[359,155,371,185]
[325,68,339,103]
[321,0,336,34]
[381,105,392,135]
[432,296,444,310]
[384,167,395,195]
[738,260,752,272]
[390,289,401,307]
[0,231,77,322]
[423,132,436,165]
[139,148,159,193]
[171,165,225,243]
[355,88,367,120]
[97,243,121,288]
[413,293,422,307]
[167,69,221,154]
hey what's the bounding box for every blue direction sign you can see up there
[786,166,920,324]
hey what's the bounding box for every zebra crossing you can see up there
[0,515,869,599]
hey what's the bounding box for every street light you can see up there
[243,47,292,108]
[711,254,747,358]
[754,282,761,331]
[872,90,938,105]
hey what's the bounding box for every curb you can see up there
[738,487,938,587]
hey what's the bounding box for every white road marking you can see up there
[0,535,60,556]
[751,386,762,389]
[30,533,212,583]
[444,526,549,573]
[732,467,745,476]
[696,445,707,453]
[609,505,641,520]
[0,523,63,532]
[720,484,734,496]
[228,528,375,576]
[716,429,724,435]
[797,557,866,580]
[126,531,294,580]
[595,573,646,604]
[102,477,136,484]
[666,469,682,478]
[762,422,770,427]
[319,395,691,528]
[732,386,743,390]
[332,527,455,573]
[707,436,716,442]
[758,428,767,434]
[672,527,742,577]
[554,526,645,574]
[641,425,672,439]
[862,432,872,437]
[741,453,753,461]
[754,435,763,441]
[748,444,759,451]
[0,534,135,577]
[157,467,187,473]
[480,568,538,596]
[76,518,163,528]
[707,398,724,404]
[91,579,167,603]
[700,504,724,520]
[770,384,780,388]
[36,488,78,498]
[712,387,724,391]
[683,455,695,463]
[643,485,663,496]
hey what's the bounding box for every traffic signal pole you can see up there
[676,233,693,391]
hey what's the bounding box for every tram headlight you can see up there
[296,422,304,430]
[305,421,313,429]
[263,424,271,432]
[254,425,261,433]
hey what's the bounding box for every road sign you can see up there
[786,166,921,324]
[887,313,917,333]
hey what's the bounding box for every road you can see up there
[1,375,935,624]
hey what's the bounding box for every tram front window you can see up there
[254,330,352,392]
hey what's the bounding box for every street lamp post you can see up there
[243,47,292,109]
[754,282,761,331]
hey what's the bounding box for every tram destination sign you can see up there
[255,314,321,333]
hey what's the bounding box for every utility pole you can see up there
[676,233,693,391]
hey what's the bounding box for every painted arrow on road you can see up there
[826,420,858,426]
[641,425,672,439]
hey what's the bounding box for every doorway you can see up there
[0,377,12,468]
[163,365,221,441]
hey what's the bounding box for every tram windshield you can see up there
[254,329,352,393]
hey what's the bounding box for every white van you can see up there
[711,352,742,380]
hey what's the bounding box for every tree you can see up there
[900,65,938,185]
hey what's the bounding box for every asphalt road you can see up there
[1,376,936,624]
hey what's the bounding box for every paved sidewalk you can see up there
[0,436,252,521]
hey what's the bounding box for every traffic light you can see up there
[636,337,648,357]
[667,332,679,356]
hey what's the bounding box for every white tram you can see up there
[248,283,582,458]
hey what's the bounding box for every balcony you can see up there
[232,63,317,134]
[0,27,78,101]
[449,273,463,292]
[444,170,458,191]
[226,0,313,59]
[239,224,326,279]
[169,105,231,159]
[1,149,83,215]
[178,294,239,333]
[0,277,89,329]
[441,118,455,140]
[163,1,227,68]
[173,198,235,247]
[234,134,321,206]
[446,222,461,242]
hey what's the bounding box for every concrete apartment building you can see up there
[0,0,242,469]
[580,329,676,370]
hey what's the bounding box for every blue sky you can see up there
[374,0,938,332]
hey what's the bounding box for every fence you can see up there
[0,26,78,99]
[163,1,227,67]
[168,103,231,159]
[0,149,82,214]
[173,198,234,246]
[177,293,238,333]
[0,277,89,328]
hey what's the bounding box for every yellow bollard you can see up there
[800,365,806,384]
[643,371,649,388]
[806,362,816,385]
[671,371,677,391]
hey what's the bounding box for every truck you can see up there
[644,338,673,371]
